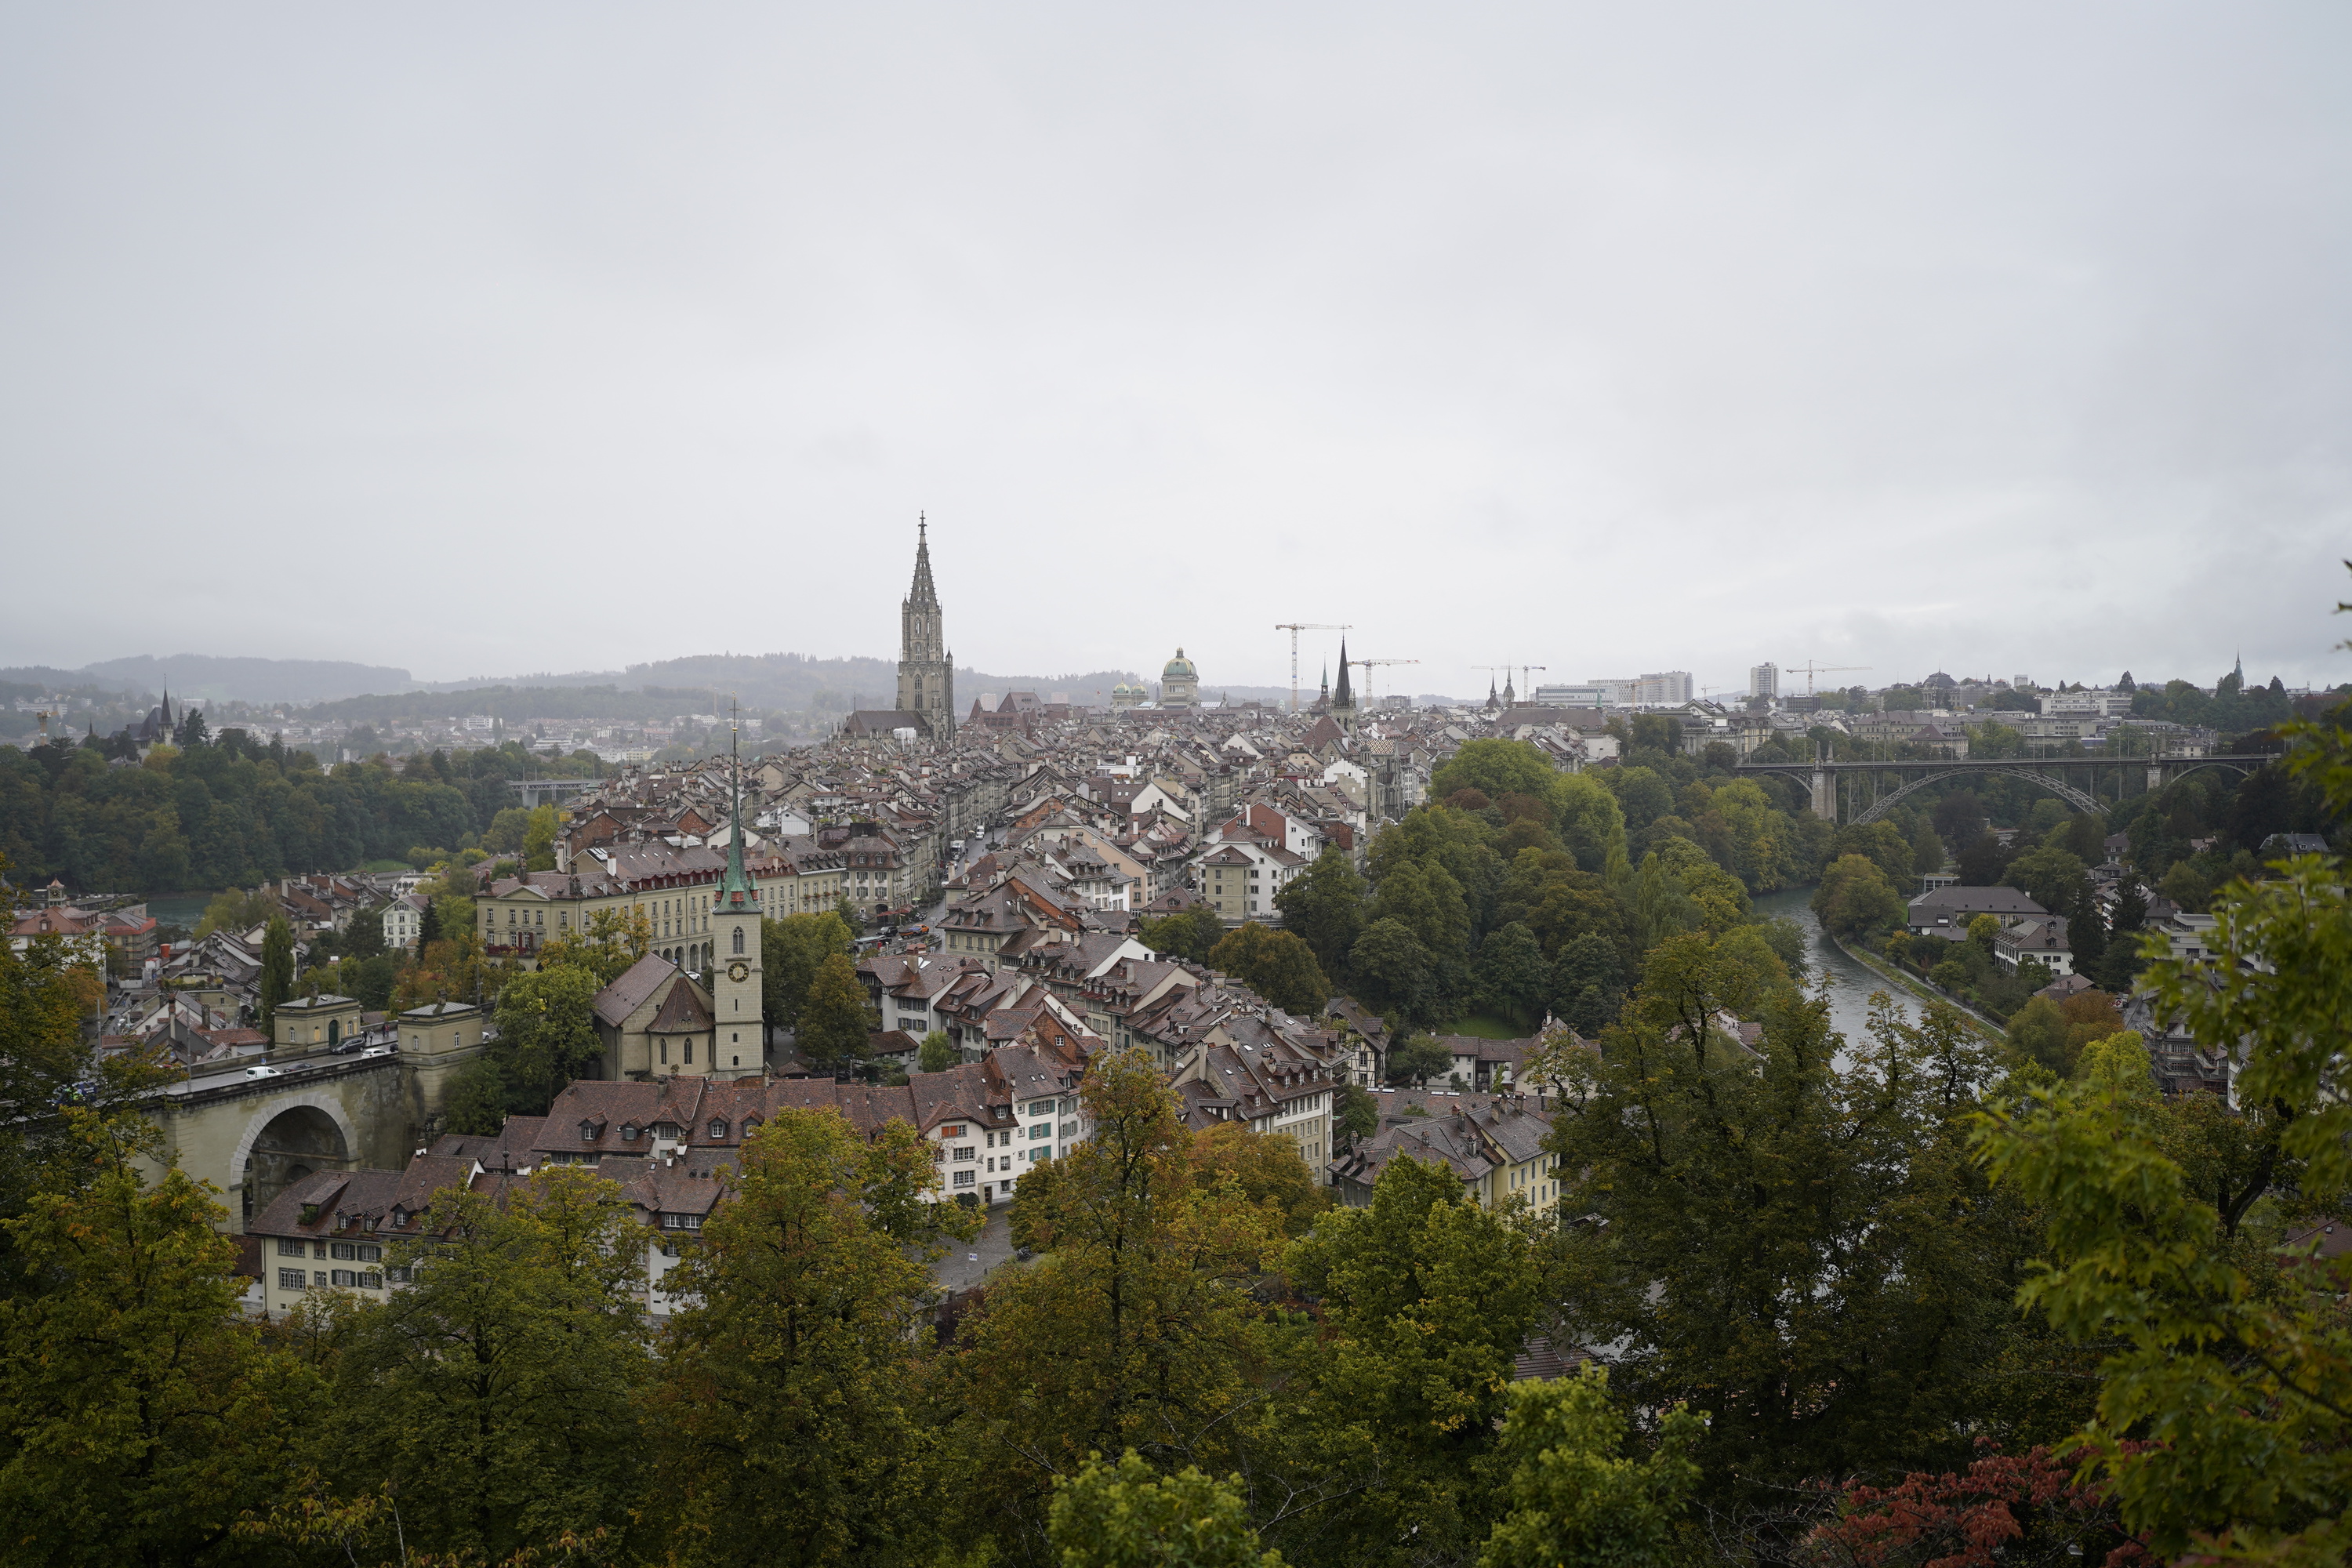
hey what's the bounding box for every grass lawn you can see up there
[1430,1011,1529,1040]
[361,859,412,873]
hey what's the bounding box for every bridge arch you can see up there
[230,1094,362,1225]
[1850,764,2100,826]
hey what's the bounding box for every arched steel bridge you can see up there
[1733,753,2274,826]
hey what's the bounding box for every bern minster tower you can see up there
[896,516,955,737]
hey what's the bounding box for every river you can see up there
[1754,884,1917,1056]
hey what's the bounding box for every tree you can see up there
[1548,932,1624,1036]
[1472,921,1552,1028]
[194,885,275,938]
[1480,1366,1704,1568]
[417,896,445,949]
[1384,1030,1453,1087]
[796,951,873,1070]
[1347,918,1433,1024]
[1049,1451,1283,1568]
[1142,905,1227,965]
[1812,853,1904,942]
[538,906,652,988]
[1955,830,2010,887]
[760,911,854,1030]
[0,1110,312,1564]
[2003,844,2089,917]
[1189,1120,1330,1238]
[918,1029,955,1073]
[492,964,606,1113]
[651,1109,949,1566]
[1539,933,2035,1508]
[1552,772,1629,876]
[442,1052,511,1135]
[318,1166,651,1562]
[2005,995,2068,1076]
[937,1051,1285,1554]
[1208,923,1332,1014]
[1277,1155,1543,1565]
[521,804,559,872]
[1332,1080,1378,1149]
[1272,847,1367,980]
[1829,821,1915,890]
[1431,739,1564,807]
[259,913,295,1036]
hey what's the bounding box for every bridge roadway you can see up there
[1734,753,2273,826]
[140,1023,484,1232]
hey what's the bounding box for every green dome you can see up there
[1163,648,1197,681]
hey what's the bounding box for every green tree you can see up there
[0,1110,311,1565]
[1828,820,1915,890]
[1333,1080,1378,1149]
[1277,1156,1543,1566]
[1208,923,1333,1014]
[258,913,296,1036]
[317,1165,651,1561]
[1272,847,1367,980]
[537,905,652,988]
[796,950,873,1070]
[520,804,559,872]
[441,1052,511,1135]
[1430,739,1564,806]
[1472,921,1552,1029]
[938,1051,1285,1554]
[343,906,386,960]
[1142,905,1227,965]
[1049,1450,1285,1568]
[760,910,855,1030]
[1347,918,1434,1025]
[917,1029,955,1073]
[1552,772,1629,876]
[194,885,275,938]
[1190,1120,1330,1238]
[481,804,532,854]
[2005,994,2068,1076]
[1548,932,1624,1036]
[2003,842,2089,916]
[652,1109,950,1566]
[1812,853,1904,942]
[492,963,605,1113]
[1480,1366,1704,1568]
[1976,837,2352,1559]
[1385,1031,1454,1087]
[1537,934,2031,1504]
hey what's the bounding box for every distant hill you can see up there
[2,651,1303,713]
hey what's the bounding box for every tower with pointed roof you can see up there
[711,704,764,1073]
[1332,640,1358,734]
[896,516,955,737]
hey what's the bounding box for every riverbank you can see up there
[1824,927,2009,1043]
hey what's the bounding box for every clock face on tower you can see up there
[728,960,750,983]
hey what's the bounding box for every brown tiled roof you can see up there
[592,954,678,1027]
[649,981,714,1034]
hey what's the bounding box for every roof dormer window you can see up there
[709,1120,728,1139]
[622,1123,641,1142]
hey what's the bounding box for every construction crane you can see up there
[1514,665,1548,698]
[1348,657,1420,709]
[1275,622,1352,713]
[1784,661,1872,698]
[1469,664,1509,703]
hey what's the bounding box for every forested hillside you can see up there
[0,728,597,891]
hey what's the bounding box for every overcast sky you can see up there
[4,4,2348,697]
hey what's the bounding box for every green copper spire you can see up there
[720,699,755,899]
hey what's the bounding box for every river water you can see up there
[1754,884,1917,1057]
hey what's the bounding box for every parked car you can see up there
[241,1065,283,1080]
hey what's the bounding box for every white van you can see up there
[241,1065,283,1080]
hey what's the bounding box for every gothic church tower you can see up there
[713,708,764,1072]
[896,517,955,737]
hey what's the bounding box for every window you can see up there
[684,1040,693,1065]
[659,1040,668,1065]
[953,1145,975,1162]
[953,1170,976,1188]
[1029,1123,1050,1141]
[278,1239,307,1257]
[662,1213,685,1229]
[278,1268,307,1290]
[387,1266,412,1283]
[580,1122,595,1142]
[941,1123,964,1139]
[357,1244,380,1262]
[732,927,745,955]
[709,1120,728,1139]
[330,1242,356,1260]
[1059,1121,1077,1139]
[331,1269,358,1287]
[1031,1146,1051,1163]
[358,1272,383,1290]
[622,1123,640,1142]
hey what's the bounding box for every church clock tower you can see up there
[713,706,764,1073]
[896,516,954,737]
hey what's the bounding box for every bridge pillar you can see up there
[1809,766,1835,821]
[2147,761,2167,794]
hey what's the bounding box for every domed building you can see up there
[1160,648,1200,710]
[1110,680,1148,712]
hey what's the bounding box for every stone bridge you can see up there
[1735,754,2271,826]
[139,1009,485,1231]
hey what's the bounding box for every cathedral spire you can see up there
[1333,641,1353,709]
[908,513,938,608]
